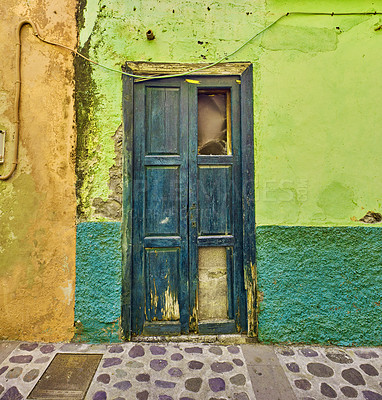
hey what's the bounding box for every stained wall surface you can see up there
[0,0,77,341]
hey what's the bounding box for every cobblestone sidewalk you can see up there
[0,341,254,400]
[0,341,381,400]
[275,346,382,400]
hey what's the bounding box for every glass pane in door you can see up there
[198,90,232,155]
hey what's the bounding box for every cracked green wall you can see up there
[257,1,382,225]
[76,0,382,226]
[75,0,265,221]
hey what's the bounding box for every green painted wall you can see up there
[75,0,265,221]
[75,222,122,342]
[76,0,382,226]
[256,1,382,226]
[256,226,382,345]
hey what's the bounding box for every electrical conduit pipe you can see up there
[0,20,40,180]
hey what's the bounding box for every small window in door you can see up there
[198,89,232,155]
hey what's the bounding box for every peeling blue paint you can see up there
[75,222,122,342]
[256,226,382,346]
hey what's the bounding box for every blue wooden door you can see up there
[132,76,247,335]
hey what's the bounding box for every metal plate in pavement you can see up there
[27,353,102,400]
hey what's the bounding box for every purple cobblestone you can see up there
[102,357,122,367]
[113,380,132,390]
[171,353,183,361]
[19,343,38,351]
[1,387,23,400]
[108,345,123,353]
[185,347,202,354]
[40,344,55,354]
[97,373,110,384]
[150,345,166,355]
[227,346,240,354]
[9,355,33,363]
[155,379,176,388]
[0,366,8,375]
[128,344,144,358]
[136,391,149,400]
[93,391,107,400]
[150,359,168,371]
[168,367,183,377]
[209,377,226,392]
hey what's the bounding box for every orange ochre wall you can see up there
[0,0,77,341]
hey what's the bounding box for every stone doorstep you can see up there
[131,334,257,344]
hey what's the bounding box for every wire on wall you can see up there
[0,11,381,179]
[36,11,382,80]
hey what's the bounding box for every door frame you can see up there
[121,62,256,340]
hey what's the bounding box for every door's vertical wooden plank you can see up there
[188,81,199,332]
[226,247,234,319]
[241,65,256,337]
[121,65,133,339]
[132,82,146,334]
[231,81,246,332]
[179,79,190,333]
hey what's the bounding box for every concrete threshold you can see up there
[131,334,257,344]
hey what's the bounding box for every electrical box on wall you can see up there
[0,130,5,164]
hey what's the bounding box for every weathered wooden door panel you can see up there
[132,80,189,335]
[146,87,180,155]
[145,166,180,236]
[131,75,251,336]
[198,166,232,235]
[188,77,246,334]
[145,248,180,321]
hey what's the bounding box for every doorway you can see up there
[122,64,255,338]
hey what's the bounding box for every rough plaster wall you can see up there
[75,222,122,343]
[256,226,382,345]
[256,0,382,225]
[92,124,123,221]
[0,0,77,341]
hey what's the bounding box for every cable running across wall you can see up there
[1,10,381,179]
[33,11,382,80]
